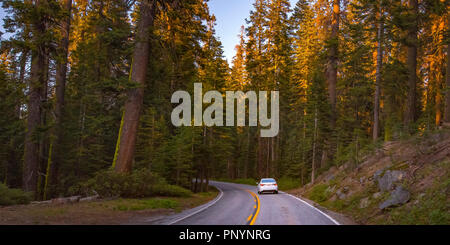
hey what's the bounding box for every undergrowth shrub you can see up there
[69,169,192,198]
[0,183,32,206]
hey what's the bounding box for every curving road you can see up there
[148,181,339,225]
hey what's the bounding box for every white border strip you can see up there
[168,186,224,225]
[284,192,340,225]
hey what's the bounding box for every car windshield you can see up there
[261,179,276,183]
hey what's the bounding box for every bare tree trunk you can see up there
[23,0,47,196]
[373,6,384,141]
[114,0,155,173]
[405,0,418,127]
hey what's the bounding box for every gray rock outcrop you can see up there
[379,186,410,210]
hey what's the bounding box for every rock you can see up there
[372,192,382,199]
[325,174,335,182]
[373,169,385,182]
[379,186,410,210]
[336,189,346,200]
[359,197,370,209]
[343,186,349,193]
[377,170,406,192]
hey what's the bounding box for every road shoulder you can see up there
[286,191,358,225]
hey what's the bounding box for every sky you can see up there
[0,0,297,63]
[206,0,255,63]
[208,0,297,63]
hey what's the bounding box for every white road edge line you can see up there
[283,192,341,225]
[167,185,224,225]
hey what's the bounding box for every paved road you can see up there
[149,181,339,225]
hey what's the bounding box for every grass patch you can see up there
[113,198,178,211]
[307,184,330,203]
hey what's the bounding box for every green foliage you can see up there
[307,184,330,203]
[0,183,32,206]
[152,184,193,197]
[69,169,192,198]
[277,177,301,191]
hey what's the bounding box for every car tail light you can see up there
[274,184,277,186]
[260,184,264,186]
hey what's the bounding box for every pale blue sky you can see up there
[0,1,297,62]
[208,0,297,63]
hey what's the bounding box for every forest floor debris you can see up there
[0,191,217,225]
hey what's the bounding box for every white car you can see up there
[257,178,278,194]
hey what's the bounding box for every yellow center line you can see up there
[247,215,252,221]
[245,190,260,225]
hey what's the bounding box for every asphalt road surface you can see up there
[150,181,339,225]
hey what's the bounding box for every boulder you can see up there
[373,169,385,183]
[376,170,406,192]
[359,197,370,209]
[379,186,410,210]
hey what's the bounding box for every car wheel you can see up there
[275,191,278,194]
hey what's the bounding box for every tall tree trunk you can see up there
[114,0,155,173]
[327,0,340,125]
[444,14,450,125]
[37,52,50,200]
[373,6,384,141]
[311,107,318,184]
[44,0,72,200]
[23,0,47,196]
[405,0,418,127]
[323,0,340,164]
[16,48,29,118]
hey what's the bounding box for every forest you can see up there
[0,0,448,202]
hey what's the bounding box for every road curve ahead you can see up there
[150,181,339,225]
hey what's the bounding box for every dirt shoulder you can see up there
[0,191,217,225]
